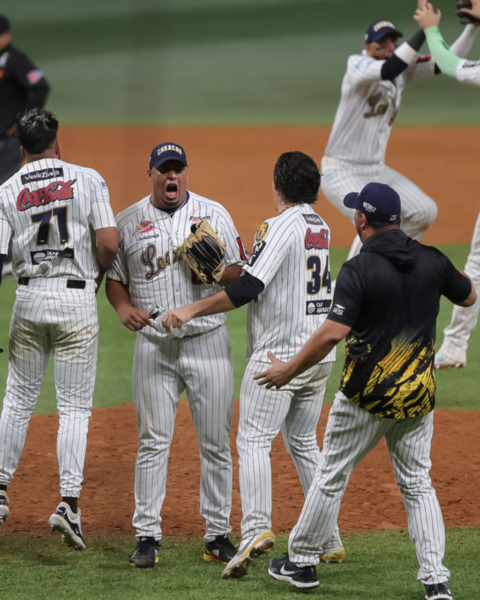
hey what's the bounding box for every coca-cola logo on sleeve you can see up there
[17,180,76,211]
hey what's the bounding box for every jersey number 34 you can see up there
[306,255,331,295]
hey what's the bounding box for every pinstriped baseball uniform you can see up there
[322,51,438,258]
[0,158,116,497]
[107,191,245,541]
[237,203,342,551]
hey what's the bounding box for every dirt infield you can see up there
[3,403,478,535]
[60,126,480,247]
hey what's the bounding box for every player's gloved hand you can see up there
[455,0,480,24]
[254,351,296,390]
[162,306,194,331]
[117,306,151,332]
[177,220,226,285]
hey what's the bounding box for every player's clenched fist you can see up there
[162,306,194,331]
[117,306,151,331]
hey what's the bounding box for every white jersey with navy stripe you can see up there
[325,51,435,164]
[244,203,335,364]
[108,191,246,337]
[0,158,116,280]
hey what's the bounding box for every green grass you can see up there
[5,0,480,125]
[0,529,477,600]
[0,244,477,415]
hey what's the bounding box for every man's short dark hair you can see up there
[16,108,59,155]
[273,151,321,205]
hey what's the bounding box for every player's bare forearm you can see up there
[162,291,235,330]
[219,264,243,286]
[106,279,131,311]
[95,227,119,270]
[254,320,351,389]
[106,279,151,331]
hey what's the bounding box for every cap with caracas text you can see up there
[365,20,403,44]
[149,142,187,170]
[0,16,10,35]
[344,182,401,224]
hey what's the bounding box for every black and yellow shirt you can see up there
[327,230,472,419]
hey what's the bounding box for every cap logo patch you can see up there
[373,21,395,32]
[363,202,377,213]
[157,145,183,156]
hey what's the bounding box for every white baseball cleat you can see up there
[221,530,276,579]
[435,346,466,370]
[48,502,86,551]
[0,491,9,525]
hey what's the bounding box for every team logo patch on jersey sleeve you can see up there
[26,70,44,84]
[254,222,269,243]
[306,300,332,315]
[17,180,76,211]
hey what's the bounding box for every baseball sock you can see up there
[62,497,78,513]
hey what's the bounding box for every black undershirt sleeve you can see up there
[381,30,426,81]
[224,271,265,308]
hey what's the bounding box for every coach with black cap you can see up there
[0,15,50,185]
[256,182,476,600]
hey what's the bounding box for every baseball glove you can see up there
[455,0,480,25]
[177,220,226,284]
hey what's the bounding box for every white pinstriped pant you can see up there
[321,157,438,259]
[0,280,99,497]
[288,392,450,586]
[441,211,480,355]
[238,360,342,552]
[132,325,234,542]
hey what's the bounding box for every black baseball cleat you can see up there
[424,582,453,600]
[48,502,86,551]
[204,534,237,564]
[0,491,10,525]
[268,554,319,590]
[130,537,160,568]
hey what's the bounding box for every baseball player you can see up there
[105,142,245,569]
[322,17,478,260]
[258,183,476,600]
[0,108,118,549]
[162,151,344,580]
[414,2,480,369]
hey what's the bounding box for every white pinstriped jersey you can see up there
[244,203,335,364]
[325,51,435,164]
[108,191,246,337]
[0,158,116,280]
[457,58,480,86]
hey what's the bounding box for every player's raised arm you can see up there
[415,1,480,81]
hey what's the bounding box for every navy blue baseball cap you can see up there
[149,142,187,170]
[365,20,403,44]
[344,182,401,224]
